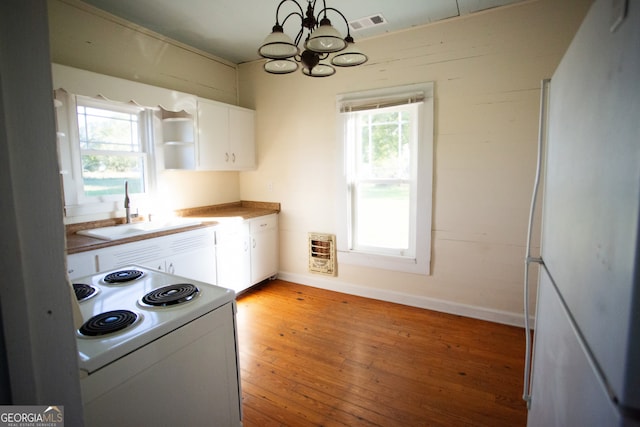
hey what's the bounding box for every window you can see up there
[337,83,433,274]
[76,101,146,197]
[55,91,155,218]
[349,105,417,255]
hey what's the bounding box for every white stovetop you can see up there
[74,265,234,374]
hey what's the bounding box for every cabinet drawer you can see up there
[249,214,277,234]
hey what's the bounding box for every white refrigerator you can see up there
[525,0,640,426]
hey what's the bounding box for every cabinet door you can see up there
[168,245,217,285]
[95,228,215,281]
[97,238,166,272]
[67,251,99,280]
[228,107,255,170]
[249,214,278,284]
[147,259,168,273]
[163,227,216,284]
[216,224,251,293]
[197,99,229,170]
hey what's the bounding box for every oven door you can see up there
[81,302,241,426]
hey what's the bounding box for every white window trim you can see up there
[56,90,156,220]
[336,82,434,275]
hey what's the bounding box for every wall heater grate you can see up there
[308,233,336,276]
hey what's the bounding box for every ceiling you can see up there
[80,0,526,65]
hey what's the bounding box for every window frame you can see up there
[336,83,433,275]
[56,91,156,219]
[348,104,419,257]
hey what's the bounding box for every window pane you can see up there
[350,106,414,253]
[354,182,410,250]
[77,105,140,152]
[81,154,144,197]
[356,112,410,180]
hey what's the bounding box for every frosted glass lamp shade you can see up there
[332,37,368,67]
[305,18,347,53]
[259,26,298,59]
[302,63,336,77]
[264,59,298,74]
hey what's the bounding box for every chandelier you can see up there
[258,0,368,77]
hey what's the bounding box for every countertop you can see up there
[66,201,280,254]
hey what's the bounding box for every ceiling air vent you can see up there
[349,13,387,32]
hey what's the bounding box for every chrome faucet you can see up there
[124,181,131,223]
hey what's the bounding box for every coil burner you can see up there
[79,310,139,337]
[103,269,144,284]
[73,283,98,302]
[141,284,200,307]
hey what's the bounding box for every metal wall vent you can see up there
[349,13,387,32]
[308,233,336,276]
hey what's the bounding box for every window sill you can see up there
[337,250,430,275]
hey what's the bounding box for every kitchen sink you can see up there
[77,218,202,241]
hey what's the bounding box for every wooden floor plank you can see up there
[236,280,528,426]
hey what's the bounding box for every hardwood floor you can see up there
[235,280,527,427]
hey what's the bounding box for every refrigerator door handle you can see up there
[523,78,551,409]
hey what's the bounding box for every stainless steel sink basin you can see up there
[77,218,202,241]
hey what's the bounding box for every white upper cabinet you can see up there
[198,98,256,171]
[52,64,255,173]
[228,107,256,170]
[197,99,228,170]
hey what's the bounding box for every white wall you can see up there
[48,0,244,222]
[238,0,592,325]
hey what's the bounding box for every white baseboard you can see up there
[276,271,535,328]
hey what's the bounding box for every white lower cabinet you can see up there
[97,237,165,272]
[215,214,278,294]
[162,241,216,285]
[249,214,278,285]
[67,250,100,280]
[147,228,216,285]
[68,228,217,285]
[215,222,251,293]
[67,214,278,292]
